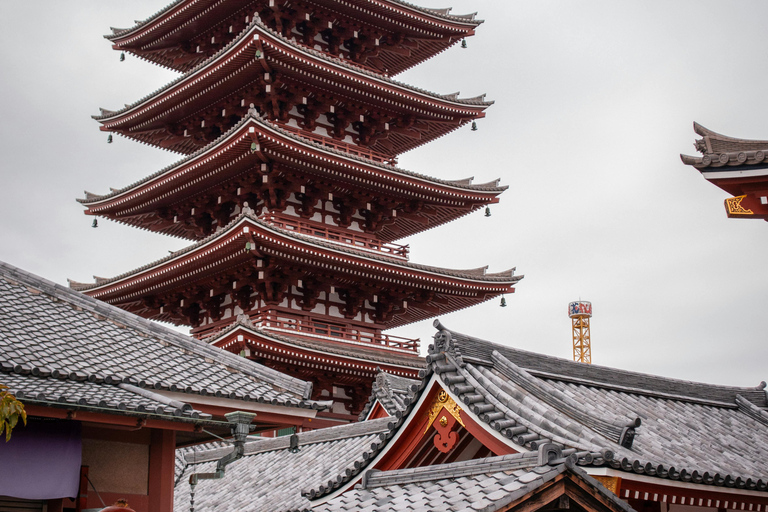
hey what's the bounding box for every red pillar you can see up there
[148,429,176,512]
[47,499,64,512]
[77,467,89,512]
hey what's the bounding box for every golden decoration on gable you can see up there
[424,387,465,434]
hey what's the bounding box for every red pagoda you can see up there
[74,0,521,425]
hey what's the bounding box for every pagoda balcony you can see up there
[279,124,396,166]
[254,310,420,354]
[264,214,409,260]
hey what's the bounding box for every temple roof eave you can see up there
[94,19,492,126]
[209,322,425,370]
[70,210,522,293]
[106,0,483,43]
[681,122,768,173]
[79,114,507,208]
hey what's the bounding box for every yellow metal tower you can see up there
[569,301,592,363]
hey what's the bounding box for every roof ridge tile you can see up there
[361,452,540,489]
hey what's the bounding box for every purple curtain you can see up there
[0,420,81,499]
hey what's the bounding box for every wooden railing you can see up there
[266,214,409,259]
[254,311,420,353]
[279,124,395,165]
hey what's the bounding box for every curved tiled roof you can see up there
[680,122,768,171]
[168,321,768,511]
[446,324,767,407]
[427,321,768,492]
[173,320,768,509]
[69,209,520,292]
[80,112,506,206]
[95,16,491,123]
[316,454,634,512]
[0,261,329,420]
[107,0,481,40]
[208,318,424,369]
[2,371,208,421]
[173,418,394,512]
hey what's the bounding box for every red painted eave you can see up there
[95,20,491,157]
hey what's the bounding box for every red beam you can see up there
[24,404,205,432]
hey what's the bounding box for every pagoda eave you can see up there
[210,324,424,376]
[96,20,491,157]
[72,212,521,330]
[107,0,481,74]
[81,114,506,242]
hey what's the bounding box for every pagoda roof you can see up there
[69,210,520,328]
[109,0,481,40]
[209,317,425,370]
[95,17,491,156]
[107,0,481,74]
[80,112,506,241]
[0,261,330,422]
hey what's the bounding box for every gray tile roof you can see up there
[0,261,328,422]
[174,367,433,509]
[166,319,768,511]
[3,371,205,419]
[358,371,420,420]
[680,122,768,170]
[316,451,635,512]
[175,440,230,485]
[173,418,393,512]
[427,320,768,492]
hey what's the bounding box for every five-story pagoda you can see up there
[73,0,522,425]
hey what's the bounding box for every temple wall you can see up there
[81,438,149,494]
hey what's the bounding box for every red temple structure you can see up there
[75,0,521,425]
[681,122,768,221]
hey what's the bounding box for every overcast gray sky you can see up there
[1,1,766,387]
